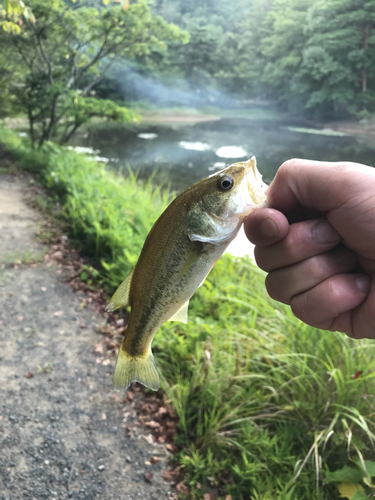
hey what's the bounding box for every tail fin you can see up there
[113,344,160,391]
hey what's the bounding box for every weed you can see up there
[1,125,375,499]
[37,361,53,373]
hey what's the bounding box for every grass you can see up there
[2,249,46,266]
[1,124,375,499]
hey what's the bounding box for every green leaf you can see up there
[337,482,365,499]
[351,492,368,500]
[363,460,375,477]
[325,466,364,484]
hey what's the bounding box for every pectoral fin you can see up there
[105,268,134,312]
[168,300,189,324]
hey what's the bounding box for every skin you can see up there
[244,158,375,339]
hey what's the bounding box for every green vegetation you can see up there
[2,126,375,499]
[116,0,375,119]
[2,0,375,130]
[0,0,187,145]
[1,0,35,33]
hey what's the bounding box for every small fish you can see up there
[105,157,268,391]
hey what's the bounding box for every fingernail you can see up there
[260,217,278,238]
[314,220,338,244]
[355,276,371,293]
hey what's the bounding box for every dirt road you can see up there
[0,175,173,500]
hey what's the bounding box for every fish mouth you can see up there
[244,156,268,205]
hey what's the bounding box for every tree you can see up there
[258,0,313,110]
[152,0,259,96]
[4,0,187,146]
[301,0,375,116]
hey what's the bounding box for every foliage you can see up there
[4,0,375,119]
[301,0,375,116]
[0,0,34,34]
[149,0,375,118]
[0,0,187,145]
[147,0,258,95]
[250,0,375,117]
[257,0,312,110]
[2,126,375,499]
[0,33,22,116]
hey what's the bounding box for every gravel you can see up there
[0,175,173,500]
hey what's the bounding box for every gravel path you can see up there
[0,175,173,500]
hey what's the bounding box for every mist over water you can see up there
[108,62,239,109]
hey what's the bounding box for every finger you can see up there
[244,208,289,247]
[255,218,341,272]
[290,273,370,330]
[265,246,357,304]
[268,159,374,213]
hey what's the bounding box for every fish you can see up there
[105,157,268,391]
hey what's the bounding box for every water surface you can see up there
[78,116,375,192]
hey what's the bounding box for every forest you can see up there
[1,0,375,144]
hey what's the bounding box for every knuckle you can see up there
[290,293,311,323]
[324,279,340,302]
[283,234,301,262]
[278,158,300,175]
[308,255,328,278]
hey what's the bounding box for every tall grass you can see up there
[1,125,375,499]
[156,258,375,498]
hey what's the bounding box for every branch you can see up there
[81,60,113,95]
[75,24,116,86]
[13,38,35,72]
[28,21,54,84]
[37,6,71,38]
[61,120,82,145]
[45,92,60,141]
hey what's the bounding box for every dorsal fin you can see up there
[105,268,134,312]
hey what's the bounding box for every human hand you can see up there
[244,159,375,339]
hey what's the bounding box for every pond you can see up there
[75,115,375,192]
[73,114,375,256]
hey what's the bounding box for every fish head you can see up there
[186,157,268,245]
[200,156,268,222]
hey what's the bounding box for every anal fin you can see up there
[105,268,134,312]
[168,300,189,324]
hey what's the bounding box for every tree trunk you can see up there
[28,107,35,149]
[362,23,370,110]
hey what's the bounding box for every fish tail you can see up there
[113,342,160,392]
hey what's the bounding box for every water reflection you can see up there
[78,117,375,192]
[179,141,211,151]
[216,145,247,158]
[138,133,158,139]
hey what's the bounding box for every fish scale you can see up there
[106,157,268,391]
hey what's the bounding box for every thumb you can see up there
[267,159,375,214]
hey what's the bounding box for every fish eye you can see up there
[217,175,234,191]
